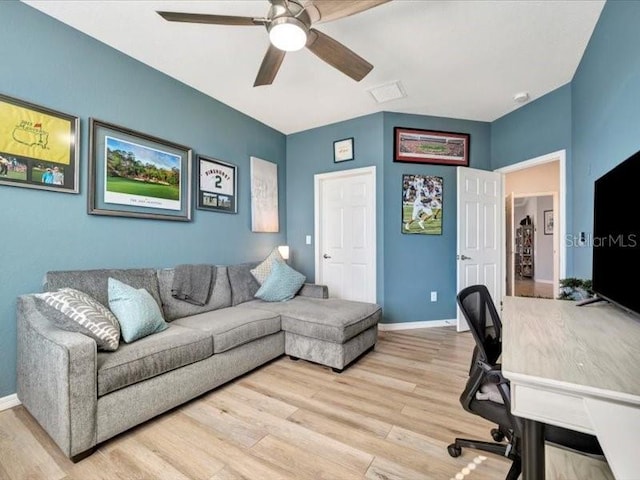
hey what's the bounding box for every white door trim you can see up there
[314,166,377,301]
[496,149,566,298]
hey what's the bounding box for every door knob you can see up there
[459,254,471,260]
[323,254,332,259]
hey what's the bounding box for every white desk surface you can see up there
[502,296,640,401]
[502,296,640,480]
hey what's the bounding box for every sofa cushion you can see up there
[240,297,381,343]
[96,324,212,396]
[44,268,162,311]
[172,307,280,353]
[227,262,260,306]
[157,266,232,321]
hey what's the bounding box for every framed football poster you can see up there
[197,155,237,213]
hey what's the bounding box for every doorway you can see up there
[498,150,566,299]
[314,166,376,303]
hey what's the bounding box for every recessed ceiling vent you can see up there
[368,81,406,104]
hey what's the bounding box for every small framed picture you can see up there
[334,137,354,163]
[197,155,237,214]
[544,210,554,235]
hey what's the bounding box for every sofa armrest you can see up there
[297,283,329,299]
[17,295,97,458]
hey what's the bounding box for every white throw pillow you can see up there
[250,248,284,285]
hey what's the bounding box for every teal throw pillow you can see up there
[255,260,306,302]
[108,277,168,343]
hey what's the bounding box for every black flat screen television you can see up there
[590,149,640,316]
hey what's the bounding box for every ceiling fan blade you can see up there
[302,0,390,23]
[157,11,265,26]
[306,29,372,81]
[254,45,286,87]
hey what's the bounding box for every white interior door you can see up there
[315,167,376,302]
[506,192,515,296]
[457,167,503,332]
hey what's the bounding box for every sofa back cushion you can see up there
[227,262,260,306]
[157,266,232,321]
[44,268,162,310]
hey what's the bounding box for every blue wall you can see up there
[286,111,490,324]
[571,0,640,278]
[382,113,491,323]
[285,113,385,305]
[0,1,286,397]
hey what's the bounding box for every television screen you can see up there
[592,150,640,315]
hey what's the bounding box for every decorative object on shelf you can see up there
[516,222,534,278]
[558,277,593,301]
[197,155,237,214]
[250,156,279,232]
[544,209,554,235]
[394,127,470,166]
[0,92,79,193]
[88,119,192,221]
[401,174,443,235]
[333,137,354,163]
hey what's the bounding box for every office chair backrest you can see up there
[457,284,502,367]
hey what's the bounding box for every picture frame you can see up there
[394,127,470,166]
[402,174,443,235]
[0,93,79,193]
[250,156,279,232]
[88,118,192,221]
[334,137,354,163]
[544,210,554,235]
[197,155,237,214]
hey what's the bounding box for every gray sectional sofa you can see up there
[16,262,381,461]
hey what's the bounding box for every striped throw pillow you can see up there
[38,288,121,351]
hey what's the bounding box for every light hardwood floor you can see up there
[1,327,608,480]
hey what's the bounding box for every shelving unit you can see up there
[516,224,534,278]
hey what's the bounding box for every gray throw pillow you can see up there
[250,248,284,285]
[36,288,121,351]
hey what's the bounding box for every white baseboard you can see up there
[0,394,20,412]
[379,319,456,331]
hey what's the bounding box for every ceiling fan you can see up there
[157,0,390,87]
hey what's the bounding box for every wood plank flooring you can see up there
[0,327,611,479]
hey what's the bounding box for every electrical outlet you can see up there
[430,291,437,302]
[305,235,312,245]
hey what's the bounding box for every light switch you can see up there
[305,235,312,245]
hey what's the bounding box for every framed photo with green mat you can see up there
[402,174,443,235]
[88,118,192,221]
[0,92,79,193]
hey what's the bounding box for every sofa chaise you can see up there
[16,262,381,461]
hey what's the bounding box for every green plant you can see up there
[557,278,593,300]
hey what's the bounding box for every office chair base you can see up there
[448,438,512,458]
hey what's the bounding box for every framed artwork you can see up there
[402,174,443,235]
[250,156,279,232]
[394,127,470,166]
[544,210,554,235]
[197,155,237,214]
[0,93,79,193]
[334,137,354,163]
[88,118,192,221]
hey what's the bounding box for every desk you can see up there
[502,297,640,480]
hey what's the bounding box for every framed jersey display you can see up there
[197,155,237,214]
[402,174,443,235]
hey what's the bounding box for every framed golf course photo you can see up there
[0,93,79,193]
[394,127,469,166]
[88,119,192,221]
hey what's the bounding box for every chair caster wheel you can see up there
[447,444,462,458]
[491,428,506,442]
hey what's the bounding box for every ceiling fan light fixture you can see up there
[269,16,308,52]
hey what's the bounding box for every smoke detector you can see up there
[513,92,530,103]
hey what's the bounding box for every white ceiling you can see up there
[23,0,605,135]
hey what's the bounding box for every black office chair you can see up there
[448,284,603,480]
